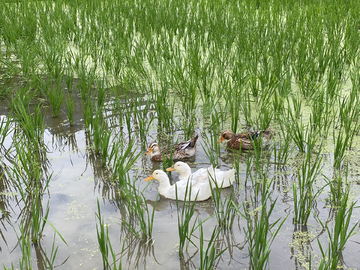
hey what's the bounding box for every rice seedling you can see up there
[317,186,358,269]
[120,177,157,240]
[0,115,12,146]
[234,186,286,270]
[273,115,294,166]
[293,150,324,225]
[40,77,64,118]
[110,138,141,185]
[133,98,155,148]
[90,109,112,165]
[65,93,75,126]
[96,199,111,268]
[198,224,227,270]
[210,179,236,229]
[175,183,199,258]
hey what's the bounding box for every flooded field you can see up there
[1,0,360,269]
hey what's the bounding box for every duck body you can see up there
[218,129,273,150]
[166,161,236,189]
[145,170,211,201]
[146,135,199,161]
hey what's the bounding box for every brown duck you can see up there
[146,135,199,161]
[218,129,273,150]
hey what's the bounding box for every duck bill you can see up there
[146,148,152,155]
[217,136,225,143]
[145,175,154,181]
[166,167,175,171]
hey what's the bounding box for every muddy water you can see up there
[1,88,360,270]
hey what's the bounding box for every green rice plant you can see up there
[90,110,112,166]
[82,94,95,131]
[202,108,222,166]
[110,138,141,185]
[239,89,252,126]
[198,225,227,270]
[325,167,348,209]
[176,183,198,258]
[40,77,64,118]
[234,185,286,270]
[152,80,175,134]
[0,116,12,146]
[96,199,110,269]
[317,186,358,269]
[293,150,324,225]
[15,222,33,270]
[121,178,157,239]
[287,111,307,153]
[273,115,294,166]
[65,93,75,126]
[332,99,360,169]
[14,39,39,81]
[133,99,155,148]
[210,179,236,229]
[10,96,45,152]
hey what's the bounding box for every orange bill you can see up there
[166,166,175,171]
[145,175,154,181]
[146,148,152,155]
[217,136,225,143]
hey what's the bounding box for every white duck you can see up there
[145,170,211,201]
[166,161,236,189]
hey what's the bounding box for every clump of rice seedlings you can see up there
[317,186,358,269]
[273,116,294,166]
[332,93,360,169]
[65,93,75,126]
[96,199,111,269]
[235,178,286,269]
[40,77,64,118]
[198,225,227,270]
[293,151,324,225]
[0,116,12,145]
[15,39,39,81]
[110,138,141,185]
[325,168,348,208]
[287,111,307,153]
[176,184,198,258]
[210,179,236,229]
[120,178,157,239]
[133,99,155,149]
[239,90,252,126]
[202,108,222,166]
[151,80,175,134]
[90,110,112,166]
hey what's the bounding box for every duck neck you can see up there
[157,178,172,195]
[178,166,192,181]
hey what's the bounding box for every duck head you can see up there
[145,169,168,182]
[146,142,161,156]
[218,130,235,143]
[166,161,192,176]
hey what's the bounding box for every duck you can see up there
[145,169,212,201]
[218,129,273,150]
[146,135,199,161]
[166,161,236,189]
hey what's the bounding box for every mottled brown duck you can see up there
[146,135,199,161]
[218,129,273,150]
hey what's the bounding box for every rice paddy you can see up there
[1,0,360,269]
